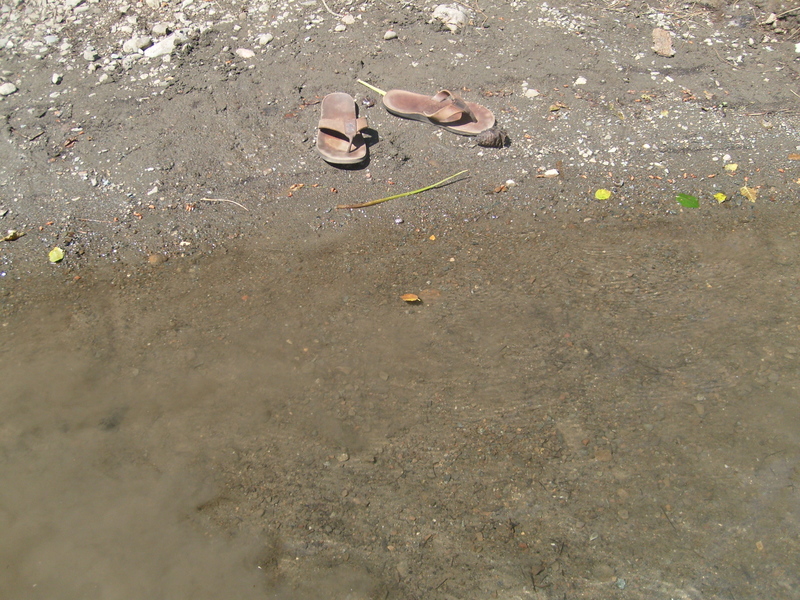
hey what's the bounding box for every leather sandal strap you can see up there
[318,116,368,152]
[424,90,476,124]
[318,116,368,138]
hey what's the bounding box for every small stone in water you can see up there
[384,30,398,40]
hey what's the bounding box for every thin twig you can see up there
[200,197,249,211]
[776,5,800,18]
[357,79,387,96]
[790,89,800,99]
[336,170,468,210]
[76,218,116,224]
[320,0,344,18]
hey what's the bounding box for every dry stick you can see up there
[776,5,800,18]
[336,170,469,210]
[200,197,249,211]
[357,79,387,96]
[320,0,344,18]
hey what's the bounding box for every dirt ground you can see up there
[2,0,800,598]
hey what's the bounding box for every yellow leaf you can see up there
[724,163,738,172]
[49,247,65,263]
[594,188,612,200]
[429,235,436,241]
[713,192,727,203]
[740,186,758,202]
[2,229,25,242]
[788,153,800,161]
[400,293,421,303]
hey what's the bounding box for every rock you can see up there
[235,48,255,59]
[257,33,274,46]
[384,30,397,40]
[65,0,85,9]
[342,14,355,25]
[151,23,172,37]
[543,168,559,178]
[574,76,587,85]
[83,49,99,61]
[334,24,347,32]
[652,28,675,57]
[144,32,187,59]
[431,4,471,33]
[524,88,540,98]
[51,73,63,85]
[0,82,18,96]
[148,253,167,265]
[122,36,152,53]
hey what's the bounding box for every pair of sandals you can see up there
[316,89,495,165]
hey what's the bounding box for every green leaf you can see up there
[49,247,65,263]
[594,188,612,200]
[676,193,699,208]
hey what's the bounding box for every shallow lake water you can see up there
[2,211,799,599]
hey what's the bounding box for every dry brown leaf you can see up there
[401,293,421,303]
[788,153,800,161]
[740,186,758,202]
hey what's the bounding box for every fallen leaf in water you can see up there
[594,188,612,200]
[740,186,758,202]
[401,293,421,302]
[788,153,800,161]
[288,183,304,192]
[724,163,738,172]
[49,247,65,263]
[713,192,728,203]
[676,193,699,208]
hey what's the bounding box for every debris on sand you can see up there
[431,4,472,33]
[652,27,675,57]
[475,127,510,148]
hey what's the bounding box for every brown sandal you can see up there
[316,92,369,164]
[382,89,494,136]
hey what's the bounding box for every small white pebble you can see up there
[574,76,587,85]
[543,169,559,178]
[235,48,255,59]
[384,30,398,40]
